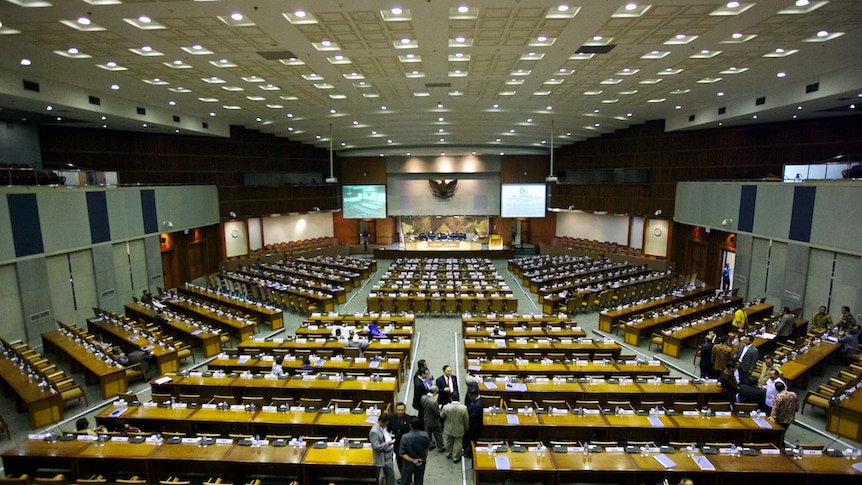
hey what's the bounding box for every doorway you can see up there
[721,250,736,292]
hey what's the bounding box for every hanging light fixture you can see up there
[545,120,558,182]
[325,123,338,183]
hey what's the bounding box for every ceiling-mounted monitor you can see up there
[500,183,547,218]
[342,185,387,219]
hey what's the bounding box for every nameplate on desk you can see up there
[491,359,504,364]
[230,405,245,411]
[181,438,201,444]
[189,371,203,377]
[581,339,593,344]
[144,402,158,408]
[682,411,699,416]
[153,376,173,385]
[495,340,507,347]
[261,405,277,412]
[760,448,780,455]
[382,377,396,382]
[648,360,661,366]
[803,449,823,455]
[464,339,476,344]
[583,409,601,415]
[77,435,97,441]
[715,411,731,417]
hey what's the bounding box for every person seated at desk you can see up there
[127,345,154,373]
[811,305,834,333]
[271,355,286,377]
[111,346,130,365]
[367,323,388,338]
[112,419,141,436]
[298,357,316,374]
[839,325,861,363]
[152,309,168,326]
[75,417,106,436]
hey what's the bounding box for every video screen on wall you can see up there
[342,185,387,219]
[500,183,547,218]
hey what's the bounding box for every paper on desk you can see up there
[484,382,498,390]
[468,365,482,372]
[648,416,664,427]
[753,417,772,428]
[506,383,527,392]
[654,454,677,468]
[495,456,511,470]
[852,462,862,472]
[506,415,520,425]
[692,455,715,470]
[365,415,379,425]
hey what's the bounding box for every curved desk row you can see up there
[2,437,375,485]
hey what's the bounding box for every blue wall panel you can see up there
[788,186,816,242]
[86,191,111,243]
[738,185,757,233]
[7,193,44,257]
[141,189,158,234]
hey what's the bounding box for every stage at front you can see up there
[373,241,514,259]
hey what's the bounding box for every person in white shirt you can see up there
[763,368,785,413]
[270,355,285,376]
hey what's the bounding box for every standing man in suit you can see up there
[440,399,469,463]
[775,307,795,344]
[387,402,413,476]
[736,334,759,385]
[435,365,459,405]
[369,413,396,485]
[420,385,444,452]
[412,367,432,427]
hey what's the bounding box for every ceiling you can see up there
[0,0,860,157]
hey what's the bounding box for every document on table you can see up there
[654,454,677,468]
[648,416,664,427]
[495,456,511,470]
[484,382,498,390]
[692,455,715,470]
[753,417,772,428]
[506,415,520,425]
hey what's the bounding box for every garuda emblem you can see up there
[429,179,457,199]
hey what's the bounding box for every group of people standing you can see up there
[696,304,862,431]
[370,359,483,485]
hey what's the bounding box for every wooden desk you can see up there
[598,286,716,333]
[481,410,783,445]
[152,373,399,404]
[464,338,621,359]
[466,360,670,380]
[1,437,375,485]
[300,443,377,485]
[176,283,284,330]
[472,443,557,485]
[41,330,128,399]
[826,387,862,441]
[206,356,401,380]
[776,340,841,389]
[0,353,64,429]
[623,296,742,346]
[124,302,222,357]
[477,379,724,408]
[162,298,255,341]
[661,303,774,358]
[87,317,180,375]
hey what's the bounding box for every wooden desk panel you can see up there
[41,330,128,399]
[88,317,180,375]
[0,354,64,429]
[826,388,862,442]
[598,286,716,333]
[176,284,284,330]
[125,302,222,357]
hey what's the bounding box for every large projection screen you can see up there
[342,185,387,219]
[501,184,547,218]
